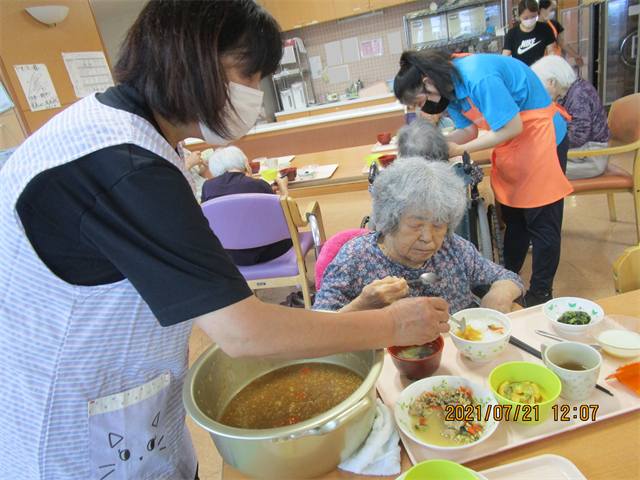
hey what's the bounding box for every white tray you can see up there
[257,155,296,173]
[371,141,397,153]
[292,164,338,183]
[376,305,640,467]
[480,454,586,479]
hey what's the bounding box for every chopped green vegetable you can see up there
[557,311,591,325]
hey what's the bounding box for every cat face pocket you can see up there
[88,372,172,480]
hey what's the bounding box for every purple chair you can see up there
[201,194,326,308]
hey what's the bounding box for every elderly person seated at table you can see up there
[531,56,611,179]
[201,146,291,266]
[312,158,524,314]
[397,117,484,187]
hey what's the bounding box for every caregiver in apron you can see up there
[393,51,573,308]
[0,2,451,479]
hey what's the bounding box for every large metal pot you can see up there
[183,346,384,479]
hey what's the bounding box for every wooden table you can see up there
[286,144,494,198]
[222,290,640,479]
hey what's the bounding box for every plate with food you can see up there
[542,297,605,335]
[394,375,500,451]
[449,308,512,363]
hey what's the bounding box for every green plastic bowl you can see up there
[488,361,561,425]
[364,153,383,166]
[260,168,278,182]
[405,460,478,480]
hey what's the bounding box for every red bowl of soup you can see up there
[249,161,261,174]
[387,336,445,380]
[378,154,397,168]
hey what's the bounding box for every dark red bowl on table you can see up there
[279,167,297,181]
[249,161,261,174]
[377,132,392,145]
[378,154,397,168]
[387,336,445,380]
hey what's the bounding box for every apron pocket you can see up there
[88,372,173,480]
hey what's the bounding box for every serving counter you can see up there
[222,290,640,480]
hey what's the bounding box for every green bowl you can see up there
[365,153,383,166]
[260,168,278,182]
[405,460,477,480]
[488,361,561,425]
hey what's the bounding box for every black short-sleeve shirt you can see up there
[548,19,564,36]
[15,84,253,326]
[503,22,557,66]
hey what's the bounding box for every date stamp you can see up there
[552,404,599,421]
[444,404,540,422]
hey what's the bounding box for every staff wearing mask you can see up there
[538,0,585,67]
[0,2,449,479]
[393,51,572,308]
[502,0,557,66]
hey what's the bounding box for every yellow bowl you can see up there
[488,361,561,425]
[365,154,383,166]
[260,168,278,182]
[405,460,478,480]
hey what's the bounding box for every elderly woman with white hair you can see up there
[312,159,524,314]
[531,55,611,179]
[201,146,290,265]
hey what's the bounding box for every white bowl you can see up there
[542,297,605,335]
[587,315,640,358]
[449,308,512,363]
[298,164,318,178]
[394,375,500,451]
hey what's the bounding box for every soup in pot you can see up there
[219,362,363,429]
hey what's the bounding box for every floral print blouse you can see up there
[312,231,524,314]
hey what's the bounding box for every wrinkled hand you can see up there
[385,296,450,346]
[480,289,514,314]
[448,142,464,158]
[351,276,409,311]
[185,151,203,170]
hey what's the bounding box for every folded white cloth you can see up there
[339,398,401,476]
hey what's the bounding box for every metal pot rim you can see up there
[183,346,384,441]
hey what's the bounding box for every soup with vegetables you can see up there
[453,318,506,342]
[219,363,363,429]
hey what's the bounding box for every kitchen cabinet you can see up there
[263,0,303,31]
[369,0,407,9]
[298,0,336,26]
[332,0,406,19]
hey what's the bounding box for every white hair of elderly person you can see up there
[531,55,612,179]
[311,158,524,315]
[208,145,251,176]
[397,117,450,160]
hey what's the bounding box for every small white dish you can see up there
[298,164,318,178]
[394,375,500,451]
[449,308,511,363]
[543,297,605,335]
[587,315,640,358]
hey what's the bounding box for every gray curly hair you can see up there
[396,117,449,160]
[370,157,466,235]
[208,146,250,177]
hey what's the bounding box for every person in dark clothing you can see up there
[201,146,292,265]
[538,0,585,66]
[502,0,557,66]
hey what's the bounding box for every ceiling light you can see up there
[25,6,69,27]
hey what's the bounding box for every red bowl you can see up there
[279,167,297,181]
[387,336,445,380]
[377,132,392,145]
[249,161,260,174]
[378,154,397,168]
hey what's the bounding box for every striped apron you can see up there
[0,94,198,480]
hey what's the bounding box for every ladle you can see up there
[535,330,602,352]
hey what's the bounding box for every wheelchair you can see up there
[361,152,504,266]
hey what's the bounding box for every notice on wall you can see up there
[309,56,324,80]
[361,38,383,58]
[14,64,61,112]
[387,32,403,55]
[62,51,115,98]
[324,41,343,66]
[327,65,349,84]
[342,37,360,63]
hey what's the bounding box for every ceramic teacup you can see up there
[265,158,278,170]
[540,341,602,401]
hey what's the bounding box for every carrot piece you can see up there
[419,418,428,425]
[296,391,307,399]
[466,424,482,435]
[300,367,312,375]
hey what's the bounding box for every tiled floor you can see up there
[187,152,638,480]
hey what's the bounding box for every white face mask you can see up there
[521,16,538,28]
[546,11,555,19]
[199,82,264,146]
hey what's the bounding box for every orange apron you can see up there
[545,21,562,56]
[460,98,574,208]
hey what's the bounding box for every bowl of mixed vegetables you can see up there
[394,376,500,451]
[542,297,605,335]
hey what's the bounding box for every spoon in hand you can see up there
[406,272,438,285]
[535,330,602,352]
